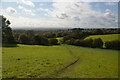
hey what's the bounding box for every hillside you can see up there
[2,44,119,78]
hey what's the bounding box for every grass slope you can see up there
[84,34,120,42]
[56,37,63,44]
[2,44,119,78]
[2,44,76,78]
[57,45,119,78]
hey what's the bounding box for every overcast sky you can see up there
[0,0,119,29]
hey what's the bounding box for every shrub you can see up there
[105,40,120,50]
[48,38,58,45]
[92,38,103,48]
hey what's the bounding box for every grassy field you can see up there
[57,45,119,78]
[2,44,119,78]
[2,44,76,78]
[84,34,120,42]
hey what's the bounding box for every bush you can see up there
[92,38,103,48]
[105,40,120,50]
[48,38,58,45]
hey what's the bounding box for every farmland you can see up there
[2,44,119,78]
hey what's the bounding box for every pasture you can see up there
[2,44,76,78]
[84,34,120,42]
[57,45,119,78]
[56,37,63,44]
[2,44,119,78]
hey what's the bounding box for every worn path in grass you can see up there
[2,44,77,78]
[50,45,80,78]
[57,45,118,78]
[2,44,118,78]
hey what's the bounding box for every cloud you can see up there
[21,0,35,7]
[44,13,49,16]
[52,0,119,2]
[6,7,17,14]
[18,5,24,9]
[3,2,118,29]
[18,5,35,16]
[105,2,116,6]
[4,15,62,29]
[23,9,35,16]
[48,2,117,28]
[105,9,111,12]
[37,8,49,12]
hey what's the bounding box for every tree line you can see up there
[2,16,120,50]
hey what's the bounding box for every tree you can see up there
[1,16,15,44]
[33,35,48,45]
[92,38,103,48]
[18,33,29,44]
[24,30,35,44]
[92,29,104,35]
[48,38,58,45]
[65,38,75,45]
[105,40,120,50]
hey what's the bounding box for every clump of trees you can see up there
[33,35,48,45]
[65,38,103,48]
[63,32,88,43]
[18,33,30,44]
[2,16,16,44]
[48,38,58,45]
[92,38,103,48]
[17,33,59,46]
[105,40,120,50]
[2,16,120,49]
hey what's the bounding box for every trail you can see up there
[50,45,80,78]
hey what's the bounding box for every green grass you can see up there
[56,37,63,44]
[84,34,120,42]
[2,44,119,78]
[84,34,120,48]
[57,45,119,78]
[2,44,76,78]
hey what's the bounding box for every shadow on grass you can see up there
[2,44,18,47]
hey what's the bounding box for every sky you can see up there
[0,0,119,29]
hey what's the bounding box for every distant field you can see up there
[56,37,63,44]
[84,34,120,42]
[2,44,119,78]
